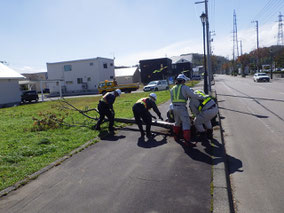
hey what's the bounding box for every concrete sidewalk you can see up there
[0,94,229,213]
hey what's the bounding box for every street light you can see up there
[200,12,208,94]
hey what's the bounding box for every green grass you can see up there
[0,81,199,191]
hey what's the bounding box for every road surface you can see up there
[215,75,284,213]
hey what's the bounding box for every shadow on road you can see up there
[211,138,243,174]
[218,84,284,122]
[175,135,243,175]
[137,135,167,148]
[219,106,269,119]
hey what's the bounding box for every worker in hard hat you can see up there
[189,90,218,140]
[95,89,121,134]
[166,103,175,123]
[170,74,204,147]
[132,93,163,138]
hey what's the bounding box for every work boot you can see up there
[140,131,145,138]
[199,131,207,141]
[173,126,181,141]
[109,127,115,135]
[94,124,101,131]
[146,132,154,139]
[206,129,213,139]
[183,130,195,147]
[109,130,115,135]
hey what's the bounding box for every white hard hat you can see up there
[149,93,157,101]
[176,74,190,81]
[115,89,121,96]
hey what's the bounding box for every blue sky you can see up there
[0,0,283,73]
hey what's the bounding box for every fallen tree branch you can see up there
[59,98,98,120]
[57,99,173,130]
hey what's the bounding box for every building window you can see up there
[90,62,93,66]
[172,64,177,69]
[87,77,91,81]
[110,76,113,79]
[103,63,108,68]
[66,81,73,85]
[64,65,72,71]
[77,78,83,84]
[110,63,113,67]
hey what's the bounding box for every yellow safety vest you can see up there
[195,90,212,111]
[172,85,187,103]
[137,98,148,108]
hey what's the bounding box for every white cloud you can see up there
[11,65,46,74]
[116,39,203,66]
[116,22,279,65]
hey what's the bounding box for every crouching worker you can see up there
[95,89,121,134]
[189,90,218,139]
[166,103,175,123]
[132,93,163,138]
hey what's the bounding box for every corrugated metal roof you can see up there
[171,54,193,64]
[0,63,25,79]
[115,67,138,77]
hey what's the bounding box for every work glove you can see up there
[159,116,164,121]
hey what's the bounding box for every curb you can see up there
[212,92,234,213]
[0,138,97,198]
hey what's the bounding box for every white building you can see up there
[19,72,48,92]
[0,63,25,108]
[114,67,141,84]
[47,57,114,95]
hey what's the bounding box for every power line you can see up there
[277,12,284,46]
[259,0,284,25]
[233,10,239,60]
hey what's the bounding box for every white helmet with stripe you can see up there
[149,93,157,101]
[115,89,121,96]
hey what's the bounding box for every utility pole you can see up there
[233,10,239,75]
[277,12,284,46]
[252,20,259,72]
[195,0,212,93]
[239,40,243,56]
[233,10,239,59]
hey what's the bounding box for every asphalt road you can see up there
[215,75,284,213]
[0,100,212,213]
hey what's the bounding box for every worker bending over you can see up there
[95,89,121,134]
[170,74,204,147]
[189,90,218,139]
[132,93,163,138]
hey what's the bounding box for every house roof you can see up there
[170,54,193,64]
[115,67,138,77]
[0,63,25,79]
[47,57,113,65]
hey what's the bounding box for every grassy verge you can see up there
[0,81,199,191]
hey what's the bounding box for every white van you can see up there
[143,80,169,92]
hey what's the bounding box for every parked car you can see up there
[43,88,50,93]
[192,75,201,80]
[21,90,39,103]
[253,73,270,82]
[143,80,169,92]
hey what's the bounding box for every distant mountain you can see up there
[181,53,229,73]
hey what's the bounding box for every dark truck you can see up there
[21,90,39,103]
